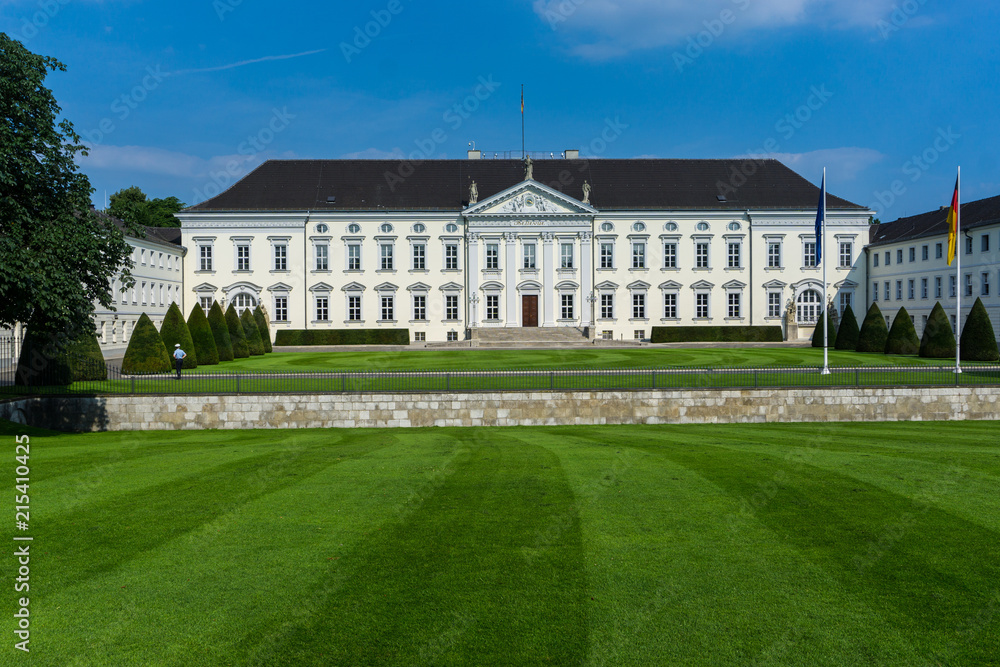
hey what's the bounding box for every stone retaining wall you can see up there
[3,386,999,432]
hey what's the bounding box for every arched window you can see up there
[796,289,821,324]
[233,293,257,315]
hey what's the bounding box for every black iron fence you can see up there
[3,363,1000,396]
[0,334,23,369]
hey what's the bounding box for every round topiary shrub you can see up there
[857,302,889,353]
[15,325,73,386]
[65,332,108,381]
[920,301,956,358]
[187,304,220,365]
[253,306,273,353]
[834,304,860,350]
[225,304,250,358]
[122,313,172,374]
[208,302,234,362]
[885,307,920,355]
[240,309,265,356]
[159,302,198,369]
[811,310,838,348]
[960,297,1000,361]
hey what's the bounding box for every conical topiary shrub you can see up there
[834,304,860,350]
[122,313,172,374]
[920,301,956,358]
[208,302,234,362]
[960,297,1000,361]
[225,304,250,358]
[253,306,273,353]
[857,302,890,353]
[240,309,265,356]
[65,332,108,381]
[811,310,838,348]
[15,325,72,386]
[187,304,220,365]
[159,302,198,369]
[885,307,920,355]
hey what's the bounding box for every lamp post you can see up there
[469,293,480,328]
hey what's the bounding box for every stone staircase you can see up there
[472,326,591,347]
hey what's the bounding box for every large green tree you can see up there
[108,186,184,228]
[0,34,136,352]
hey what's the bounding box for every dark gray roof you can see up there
[92,209,184,250]
[869,194,1000,246]
[186,158,867,212]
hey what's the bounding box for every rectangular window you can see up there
[381,296,394,321]
[897,249,904,264]
[414,332,425,342]
[412,244,425,270]
[728,293,741,318]
[909,247,916,262]
[922,245,929,260]
[873,253,879,267]
[632,242,646,269]
[273,244,287,271]
[839,292,852,313]
[158,253,164,268]
[600,243,614,269]
[140,249,146,265]
[664,293,677,319]
[982,272,990,296]
[523,244,536,269]
[380,244,393,270]
[445,295,459,320]
[908,279,915,299]
[840,241,853,268]
[199,245,213,271]
[983,235,990,252]
[316,297,329,322]
[486,243,499,270]
[935,277,942,298]
[141,282,146,305]
[315,244,329,271]
[767,242,781,268]
[348,295,361,321]
[728,242,741,269]
[445,244,459,270]
[413,295,426,320]
[695,293,709,319]
[966,237,973,255]
[965,274,973,297]
[348,244,361,271]
[634,330,644,341]
[486,294,499,321]
[199,296,213,313]
[696,243,709,268]
[237,245,250,271]
[885,251,891,265]
[664,243,677,269]
[600,294,614,319]
[804,242,817,267]
[768,293,781,318]
[921,278,928,299]
[936,243,943,259]
[950,275,957,298]
[632,293,645,319]
[447,331,458,342]
[561,243,574,269]
[896,280,903,300]
[884,281,891,300]
[561,294,574,319]
[274,297,288,322]
[873,282,879,301]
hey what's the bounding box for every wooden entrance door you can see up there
[522,295,538,327]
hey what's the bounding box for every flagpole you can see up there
[956,166,962,374]
[821,168,830,375]
[521,84,525,160]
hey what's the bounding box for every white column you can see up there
[504,232,518,327]
[466,232,480,327]
[542,232,555,326]
[580,230,593,329]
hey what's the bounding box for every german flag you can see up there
[946,177,959,266]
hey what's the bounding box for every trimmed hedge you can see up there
[122,313,172,374]
[857,303,889,353]
[649,326,783,344]
[274,329,412,346]
[253,306,273,353]
[885,307,920,355]
[225,305,250,358]
[834,304,860,350]
[960,297,1000,361]
[810,311,838,348]
[187,304,220,365]
[207,302,234,362]
[159,302,198,369]
[920,301,956,358]
[15,326,73,386]
[240,309,265,356]
[66,333,108,381]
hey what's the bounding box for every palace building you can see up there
[174,154,874,343]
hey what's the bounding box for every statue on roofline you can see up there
[523,155,533,181]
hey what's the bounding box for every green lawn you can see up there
[3,419,999,666]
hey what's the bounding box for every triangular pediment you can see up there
[266,282,294,292]
[465,180,596,217]
[309,282,335,292]
[192,282,218,293]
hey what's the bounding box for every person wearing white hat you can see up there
[172,343,186,379]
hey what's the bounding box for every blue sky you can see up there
[2,0,998,221]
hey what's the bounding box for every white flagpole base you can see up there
[820,367,831,375]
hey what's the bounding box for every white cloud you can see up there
[760,147,884,181]
[164,49,327,77]
[339,147,407,160]
[78,144,293,179]
[534,0,900,59]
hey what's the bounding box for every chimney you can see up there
[564,149,579,160]
[467,149,482,160]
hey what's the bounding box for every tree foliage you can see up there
[811,311,837,348]
[253,306,273,353]
[15,326,72,386]
[158,302,198,369]
[0,34,135,346]
[121,313,172,374]
[241,309,265,356]
[920,302,956,359]
[960,297,1000,362]
[108,186,184,228]
[187,304,220,365]
[857,302,890,353]
[66,333,107,381]
[834,304,860,350]
[225,304,250,358]
[207,302,234,361]
[884,307,920,355]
